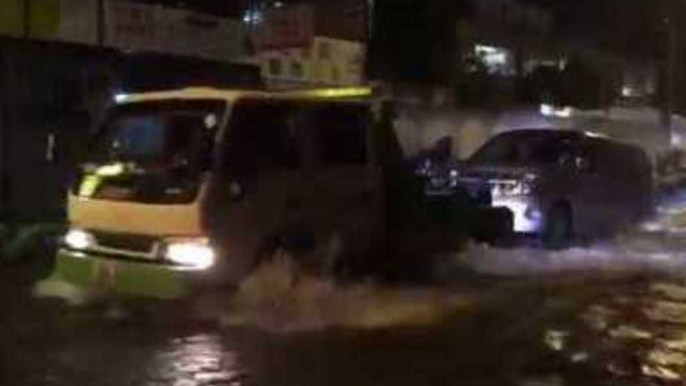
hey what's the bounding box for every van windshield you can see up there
[90,100,225,170]
[76,99,225,204]
[469,131,578,166]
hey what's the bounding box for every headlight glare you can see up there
[64,229,95,250]
[495,177,536,197]
[164,239,216,270]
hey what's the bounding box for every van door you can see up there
[301,103,382,264]
[207,99,305,281]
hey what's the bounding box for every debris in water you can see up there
[544,329,569,351]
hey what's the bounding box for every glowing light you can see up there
[475,44,509,72]
[165,239,216,270]
[584,131,608,139]
[64,229,95,251]
[115,94,129,103]
[555,106,572,118]
[289,87,372,99]
[243,10,263,24]
[475,44,499,55]
[95,163,125,177]
[78,175,102,197]
[492,197,542,233]
[540,104,554,116]
[540,104,572,118]
[544,329,569,351]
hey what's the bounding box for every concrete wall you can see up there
[393,104,555,159]
[392,103,670,160]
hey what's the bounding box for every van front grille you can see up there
[90,231,159,254]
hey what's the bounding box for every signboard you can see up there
[255,5,314,51]
[54,0,98,45]
[105,1,247,62]
[30,0,97,45]
[29,0,60,40]
[156,8,246,62]
[104,0,157,52]
[0,0,247,63]
[0,0,25,38]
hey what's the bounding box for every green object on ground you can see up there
[51,249,191,300]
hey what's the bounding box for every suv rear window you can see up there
[470,131,578,165]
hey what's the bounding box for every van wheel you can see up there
[543,204,573,250]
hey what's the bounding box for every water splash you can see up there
[196,257,474,333]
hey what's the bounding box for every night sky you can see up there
[132,0,665,59]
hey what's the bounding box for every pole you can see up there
[23,0,30,39]
[661,0,678,148]
[363,0,375,83]
[97,0,105,46]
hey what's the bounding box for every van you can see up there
[54,87,391,298]
[458,129,653,247]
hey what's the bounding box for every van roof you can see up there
[115,86,373,105]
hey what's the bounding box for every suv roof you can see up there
[503,128,606,139]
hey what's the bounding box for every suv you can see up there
[458,129,653,247]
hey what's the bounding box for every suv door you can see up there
[207,99,305,281]
[301,102,382,263]
[576,140,619,237]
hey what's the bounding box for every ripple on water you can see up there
[150,334,246,386]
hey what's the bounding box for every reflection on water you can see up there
[150,334,245,386]
[544,279,686,384]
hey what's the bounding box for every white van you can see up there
[54,87,391,298]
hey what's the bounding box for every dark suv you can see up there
[458,129,653,247]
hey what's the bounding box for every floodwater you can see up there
[8,260,686,385]
[5,192,686,385]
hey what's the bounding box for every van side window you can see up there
[223,100,300,179]
[313,105,368,166]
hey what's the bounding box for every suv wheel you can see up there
[543,204,573,250]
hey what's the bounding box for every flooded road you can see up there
[6,260,686,386]
[7,193,686,386]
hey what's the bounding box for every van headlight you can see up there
[163,238,216,270]
[64,229,96,250]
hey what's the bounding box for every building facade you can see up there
[462,0,558,77]
[251,2,367,89]
[258,36,365,89]
[0,0,252,64]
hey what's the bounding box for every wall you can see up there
[104,1,249,63]
[0,0,250,64]
[393,104,670,161]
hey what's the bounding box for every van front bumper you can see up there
[48,249,208,300]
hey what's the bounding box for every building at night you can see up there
[462,0,558,77]
[250,1,368,89]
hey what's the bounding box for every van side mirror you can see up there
[433,136,453,162]
[228,181,244,201]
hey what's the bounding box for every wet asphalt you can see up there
[4,252,686,386]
